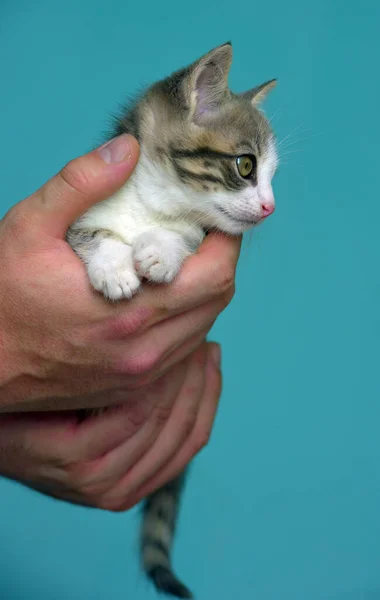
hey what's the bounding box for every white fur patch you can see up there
[133,229,190,283]
[71,139,278,298]
[196,138,279,234]
[86,238,140,300]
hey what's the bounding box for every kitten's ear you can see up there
[243,79,277,106]
[187,42,232,124]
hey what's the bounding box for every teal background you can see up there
[1,1,379,598]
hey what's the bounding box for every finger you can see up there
[0,397,160,470]
[152,327,210,378]
[99,343,208,508]
[70,324,212,464]
[113,298,223,375]
[130,232,242,324]
[67,398,160,461]
[71,361,186,469]
[0,412,79,470]
[81,366,186,491]
[83,231,240,337]
[25,480,95,508]
[15,135,139,238]
[127,342,222,506]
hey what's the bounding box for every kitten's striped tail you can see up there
[141,472,192,598]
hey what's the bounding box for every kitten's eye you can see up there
[236,155,256,178]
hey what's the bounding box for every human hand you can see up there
[0,343,221,511]
[0,134,240,412]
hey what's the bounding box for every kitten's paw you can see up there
[90,267,140,300]
[133,244,179,283]
[87,242,140,300]
[133,231,186,284]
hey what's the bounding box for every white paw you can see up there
[90,266,140,300]
[133,231,186,284]
[87,240,140,301]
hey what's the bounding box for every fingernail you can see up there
[209,343,221,368]
[98,134,132,164]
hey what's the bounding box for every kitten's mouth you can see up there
[215,205,259,226]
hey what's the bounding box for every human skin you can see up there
[0,134,241,509]
[0,342,221,510]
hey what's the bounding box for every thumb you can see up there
[20,134,139,238]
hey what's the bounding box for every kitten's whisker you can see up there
[268,106,283,124]
[277,124,304,148]
[277,123,317,147]
[279,136,312,149]
[278,128,323,151]
[279,148,304,158]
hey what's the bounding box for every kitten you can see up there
[68,42,278,598]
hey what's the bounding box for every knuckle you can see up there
[191,426,212,455]
[123,399,150,429]
[106,308,154,340]
[95,496,131,512]
[49,450,71,469]
[153,403,172,427]
[101,503,123,512]
[60,160,91,197]
[182,414,198,439]
[122,349,161,378]
[77,482,105,498]
[180,398,199,435]
[3,203,30,238]
[213,262,235,296]
[125,374,154,391]
[222,283,236,307]
[183,382,202,401]
[64,462,95,490]
[65,465,112,500]
[47,441,75,469]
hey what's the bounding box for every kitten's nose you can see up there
[261,203,275,218]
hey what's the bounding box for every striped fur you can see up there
[141,472,191,598]
[68,42,278,597]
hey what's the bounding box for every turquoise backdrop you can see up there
[1,1,379,598]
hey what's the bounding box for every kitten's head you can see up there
[135,43,278,234]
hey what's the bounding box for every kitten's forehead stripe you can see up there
[171,147,236,160]
[171,142,259,192]
[255,136,262,155]
[109,45,277,215]
[173,163,226,186]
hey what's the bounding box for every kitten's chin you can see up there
[206,209,259,235]
[218,221,256,235]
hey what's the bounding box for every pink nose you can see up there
[261,203,275,218]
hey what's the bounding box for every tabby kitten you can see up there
[68,42,278,598]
